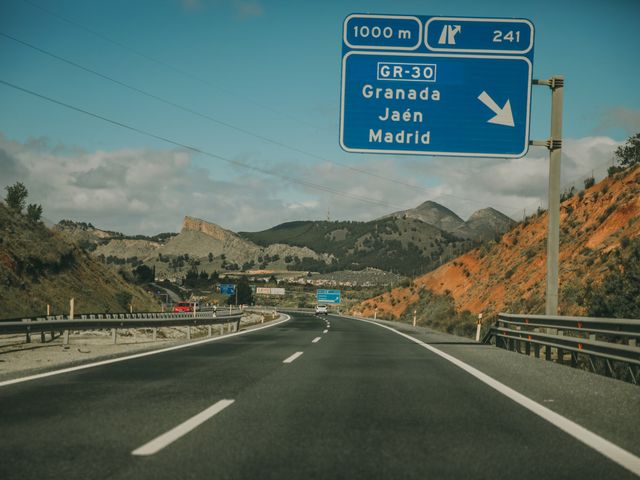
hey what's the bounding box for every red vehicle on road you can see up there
[173,302,198,313]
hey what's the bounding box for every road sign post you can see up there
[341,14,534,158]
[530,77,564,315]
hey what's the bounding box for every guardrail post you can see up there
[570,352,577,367]
[545,345,551,361]
[187,325,191,340]
[219,324,224,335]
[112,328,117,344]
[208,325,212,337]
[24,319,31,343]
[557,347,564,364]
[153,328,157,341]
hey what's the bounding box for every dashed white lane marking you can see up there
[323,329,328,334]
[354,316,640,478]
[132,399,234,456]
[0,315,292,388]
[312,337,321,343]
[283,351,304,363]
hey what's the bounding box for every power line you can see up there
[19,0,326,133]
[13,4,518,213]
[2,31,443,200]
[0,78,411,211]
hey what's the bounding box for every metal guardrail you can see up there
[486,313,640,385]
[0,309,245,345]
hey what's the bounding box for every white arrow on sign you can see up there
[478,91,514,127]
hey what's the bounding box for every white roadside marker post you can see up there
[64,298,74,346]
[476,313,483,342]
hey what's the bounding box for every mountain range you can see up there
[54,201,515,278]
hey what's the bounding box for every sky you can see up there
[1,0,639,235]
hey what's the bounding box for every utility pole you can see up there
[531,76,564,315]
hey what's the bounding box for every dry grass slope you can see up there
[0,203,159,319]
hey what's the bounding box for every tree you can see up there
[614,132,640,168]
[133,264,155,284]
[26,203,43,222]
[208,252,214,263]
[227,276,253,305]
[4,182,28,212]
[184,268,199,288]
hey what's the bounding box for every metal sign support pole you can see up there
[531,76,564,315]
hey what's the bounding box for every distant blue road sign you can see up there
[317,289,341,305]
[340,14,534,158]
[219,284,236,295]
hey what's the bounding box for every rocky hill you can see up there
[158,216,324,264]
[382,201,515,241]
[56,201,515,279]
[241,200,514,275]
[355,165,640,327]
[0,204,159,319]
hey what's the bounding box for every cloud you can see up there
[0,133,621,235]
[402,136,621,220]
[180,0,263,18]
[232,0,263,17]
[0,134,295,234]
[595,107,640,137]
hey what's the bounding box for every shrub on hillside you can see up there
[4,182,28,212]
[115,291,133,311]
[399,289,476,338]
[584,176,595,189]
[584,238,640,319]
[614,132,639,168]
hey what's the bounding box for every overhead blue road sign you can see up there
[317,289,341,305]
[219,284,236,295]
[340,14,534,158]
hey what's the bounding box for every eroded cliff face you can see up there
[175,216,329,264]
[182,216,232,241]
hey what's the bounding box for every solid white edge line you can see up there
[352,316,640,477]
[131,399,235,456]
[283,351,304,363]
[0,315,291,388]
[312,337,321,343]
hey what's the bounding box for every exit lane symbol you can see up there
[478,91,515,127]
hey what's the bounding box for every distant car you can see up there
[315,305,328,315]
[173,302,196,313]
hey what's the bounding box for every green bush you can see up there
[585,238,640,318]
[583,177,595,189]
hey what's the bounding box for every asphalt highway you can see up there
[0,313,637,479]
